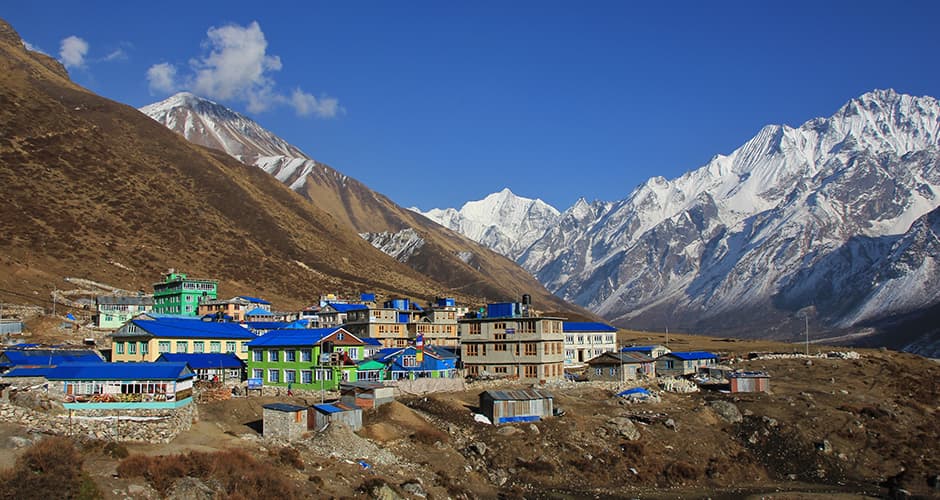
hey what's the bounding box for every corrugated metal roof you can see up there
[264,403,307,412]
[589,352,653,364]
[483,389,553,401]
[362,338,382,346]
[155,353,245,369]
[325,303,367,313]
[1,350,104,366]
[620,345,660,353]
[238,296,271,305]
[728,371,770,378]
[245,307,273,316]
[562,322,617,332]
[124,319,255,340]
[247,328,356,347]
[312,403,344,414]
[5,362,194,381]
[666,351,718,361]
[244,321,289,330]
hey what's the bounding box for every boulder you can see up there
[709,401,743,424]
[605,416,640,441]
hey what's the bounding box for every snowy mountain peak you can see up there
[140,93,308,161]
[419,189,561,260]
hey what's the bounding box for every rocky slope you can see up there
[0,17,482,310]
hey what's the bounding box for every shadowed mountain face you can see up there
[141,93,588,316]
[0,18,500,309]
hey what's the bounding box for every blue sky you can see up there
[6,2,940,211]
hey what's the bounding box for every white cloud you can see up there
[147,62,178,93]
[102,48,127,62]
[146,21,340,118]
[23,41,49,56]
[290,88,342,118]
[59,35,89,68]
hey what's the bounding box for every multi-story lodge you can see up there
[458,298,565,381]
[562,322,618,366]
[197,295,271,322]
[95,295,153,329]
[343,298,459,348]
[111,317,255,362]
[246,327,366,391]
[152,270,218,317]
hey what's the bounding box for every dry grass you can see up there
[0,436,101,500]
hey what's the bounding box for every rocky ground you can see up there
[0,331,938,498]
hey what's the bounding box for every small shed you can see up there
[479,389,553,425]
[729,371,770,393]
[262,403,308,441]
[310,402,362,431]
[340,381,396,409]
[586,352,655,381]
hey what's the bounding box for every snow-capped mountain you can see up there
[139,92,306,162]
[416,189,561,260]
[429,89,940,355]
[140,93,582,314]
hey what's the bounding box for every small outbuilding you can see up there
[311,402,363,431]
[262,403,308,441]
[620,344,671,359]
[728,371,770,393]
[656,351,718,377]
[479,389,553,425]
[586,351,655,381]
[339,381,395,409]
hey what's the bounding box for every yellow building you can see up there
[110,317,255,362]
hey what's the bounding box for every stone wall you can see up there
[396,377,466,395]
[0,401,197,443]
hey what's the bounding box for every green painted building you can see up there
[152,271,218,316]
[246,327,366,391]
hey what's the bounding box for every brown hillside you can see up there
[0,18,484,309]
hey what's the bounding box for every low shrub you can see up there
[0,436,101,500]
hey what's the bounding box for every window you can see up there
[469,323,481,335]
[494,343,507,352]
[609,367,616,376]
[140,342,148,354]
[301,370,312,384]
[176,341,188,353]
[209,341,221,353]
[128,342,136,355]
[524,365,538,378]
[301,349,312,362]
[285,370,296,383]
[494,366,508,374]
[252,368,263,379]
[226,342,236,353]
[524,343,537,356]
[402,355,417,367]
[241,343,248,353]
[185,295,193,302]
[184,305,192,313]
[348,349,358,360]
[286,350,296,362]
[194,341,205,353]
[253,350,263,362]
[494,322,506,330]
[315,369,333,381]
[269,350,279,362]
[268,369,280,383]
[158,341,170,353]
[518,320,536,334]
[465,344,479,356]
[115,342,125,354]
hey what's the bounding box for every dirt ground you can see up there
[0,332,938,498]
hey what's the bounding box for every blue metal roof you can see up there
[312,403,344,414]
[1,350,104,366]
[238,296,271,305]
[263,403,307,412]
[6,362,193,381]
[155,353,245,369]
[1,366,55,378]
[245,307,273,316]
[128,318,255,340]
[362,337,382,346]
[563,322,617,332]
[617,387,652,397]
[325,302,367,313]
[248,328,349,347]
[667,351,718,361]
[244,321,289,330]
[621,346,657,353]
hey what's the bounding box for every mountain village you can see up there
[0,268,747,440]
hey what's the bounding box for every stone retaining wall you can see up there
[0,401,197,443]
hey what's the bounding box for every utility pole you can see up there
[804,314,809,356]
